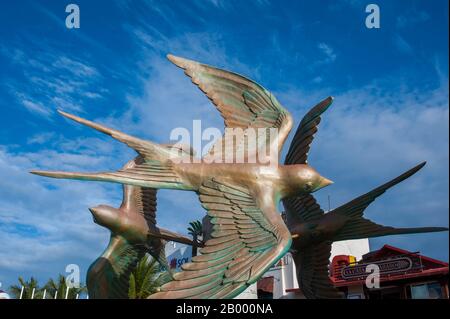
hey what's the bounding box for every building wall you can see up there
[331,238,370,260]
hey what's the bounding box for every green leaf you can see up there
[128,273,136,299]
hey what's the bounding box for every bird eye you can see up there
[304,182,313,191]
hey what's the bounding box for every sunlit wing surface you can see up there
[149,178,291,299]
[168,54,293,163]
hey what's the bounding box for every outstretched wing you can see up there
[293,241,343,299]
[332,216,448,242]
[87,236,146,299]
[121,157,158,226]
[282,97,333,226]
[284,196,342,298]
[168,55,293,163]
[285,197,342,299]
[149,178,291,299]
[284,96,333,165]
[283,194,325,226]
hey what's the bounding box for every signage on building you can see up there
[341,257,413,279]
[165,242,192,272]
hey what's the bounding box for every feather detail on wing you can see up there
[148,178,291,299]
[121,157,158,226]
[293,241,343,299]
[87,236,146,299]
[332,217,448,242]
[283,194,325,227]
[284,96,333,165]
[282,97,333,227]
[167,55,293,163]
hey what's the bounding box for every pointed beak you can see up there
[319,177,333,189]
[88,207,99,223]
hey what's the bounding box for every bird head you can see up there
[88,205,118,228]
[285,164,333,195]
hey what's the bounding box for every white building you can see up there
[0,290,10,299]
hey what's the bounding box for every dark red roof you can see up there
[287,244,449,294]
[330,244,449,287]
[362,244,448,267]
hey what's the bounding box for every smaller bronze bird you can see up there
[283,98,449,299]
[87,156,197,299]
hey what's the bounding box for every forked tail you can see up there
[333,217,448,241]
[330,162,448,241]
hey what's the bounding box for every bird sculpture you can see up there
[86,156,197,299]
[31,54,333,298]
[30,55,447,299]
[282,98,449,299]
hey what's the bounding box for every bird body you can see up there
[31,55,331,298]
[85,157,196,299]
[30,54,447,299]
[174,162,331,198]
[282,98,448,299]
[91,202,194,246]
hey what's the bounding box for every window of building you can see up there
[410,282,443,299]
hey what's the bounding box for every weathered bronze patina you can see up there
[282,98,448,299]
[86,156,196,299]
[31,55,448,299]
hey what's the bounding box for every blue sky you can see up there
[0,0,448,291]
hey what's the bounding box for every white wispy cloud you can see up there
[393,34,414,55]
[26,132,56,145]
[52,56,100,78]
[397,9,430,28]
[19,96,52,117]
[317,42,337,64]
[1,45,105,118]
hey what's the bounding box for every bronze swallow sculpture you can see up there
[30,55,447,299]
[31,55,334,299]
[86,156,197,299]
[283,99,449,299]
